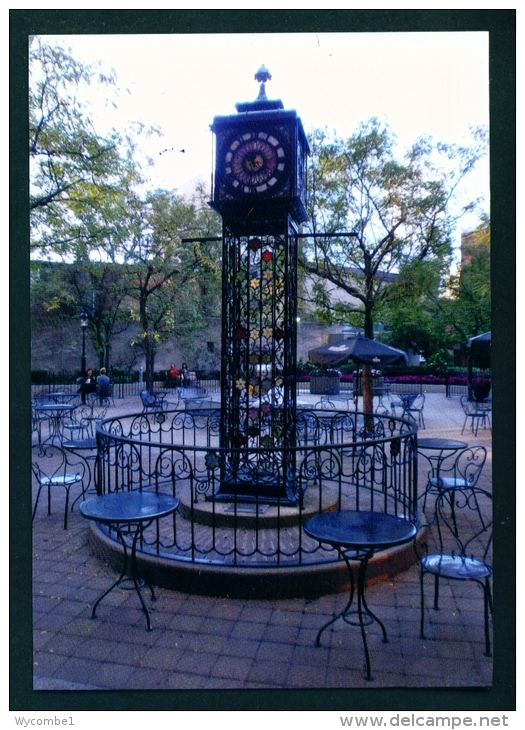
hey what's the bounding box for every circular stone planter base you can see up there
[86,521,427,600]
[178,480,341,529]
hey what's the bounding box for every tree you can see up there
[377,257,449,360]
[30,38,117,252]
[69,261,132,370]
[301,120,487,413]
[446,216,491,343]
[29,36,165,372]
[123,188,221,390]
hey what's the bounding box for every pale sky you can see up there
[40,32,490,243]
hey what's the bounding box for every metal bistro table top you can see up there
[304,510,417,552]
[80,491,179,526]
[417,438,468,451]
[34,403,76,412]
[47,392,79,402]
[63,438,98,451]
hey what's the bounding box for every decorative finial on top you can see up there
[255,65,272,101]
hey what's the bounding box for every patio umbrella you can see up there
[308,335,407,367]
[467,331,491,390]
[467,331,491,369]
[468,331,491,353]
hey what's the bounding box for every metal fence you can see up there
[31,370,477,401]
[94,408,418,569]
[31,373,217,400]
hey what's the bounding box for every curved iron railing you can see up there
[95,408,418,568]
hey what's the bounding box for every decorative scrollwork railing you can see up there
[95,408,418,568]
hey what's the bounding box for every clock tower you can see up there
[210,66,309,505]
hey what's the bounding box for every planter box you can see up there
[470,381,491,402]
[310,374,340,395]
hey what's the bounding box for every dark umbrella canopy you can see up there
[468,331,491,348]
[467,331,491,370]
[308,335,407,367]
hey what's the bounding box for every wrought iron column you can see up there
[217,216,299,503]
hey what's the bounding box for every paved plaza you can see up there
[30,391,495,692]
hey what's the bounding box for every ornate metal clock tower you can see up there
[210,66,309,504]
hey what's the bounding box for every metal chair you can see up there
[31,399,49,444]
[32,444,89,529]
[423,446,487,511]
[82,402,108,437]
[460,396,491,437]
[140,390,169,413]
[406,393,426,429]
[62,405,93,441]
[176,386,211,410]
[93,381,115,407]
[417,482,492,656]
[389,396,408,420]
[296,410,323,448]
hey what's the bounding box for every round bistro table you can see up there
[33,403,77,444]
[417,438,468,477]
[304,510,417,681]
[417,438,469,511]
[80,491,179,630]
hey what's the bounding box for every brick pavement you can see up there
[32,391,493,690]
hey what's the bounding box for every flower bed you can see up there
[297,372,476,386]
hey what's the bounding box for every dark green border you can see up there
[11,9,516,712]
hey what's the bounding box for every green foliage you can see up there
[29,38,222,383]
[121,187,221,388]
[300,120,487,409]
[425,348,453,374]
[445,217,491,342]
[301,120,487,344]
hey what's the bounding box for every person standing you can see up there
[181,363,190,387]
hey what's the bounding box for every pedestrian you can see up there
[168,363,180,388]
[96,367,111,402]
[78,368,97,403]
[181,363,190,386]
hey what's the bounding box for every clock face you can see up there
[223,131,287,195]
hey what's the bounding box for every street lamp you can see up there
[80,311,88,403]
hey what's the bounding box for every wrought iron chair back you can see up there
[62,405,93,441]
[429,446,486,491]
[31,399,49,444]
[406,393,426,428]
[417,483,492,655]
[140,390,165,412]
[460,395,490,436]
[423,446,487,512]
[31,444,89,529]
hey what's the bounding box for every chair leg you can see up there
[64,488,70,530]
[433,574,440,610]
[474,416,480,437]
[32,486,43,522]
[420,570,427,639]
[484,579,492,657]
